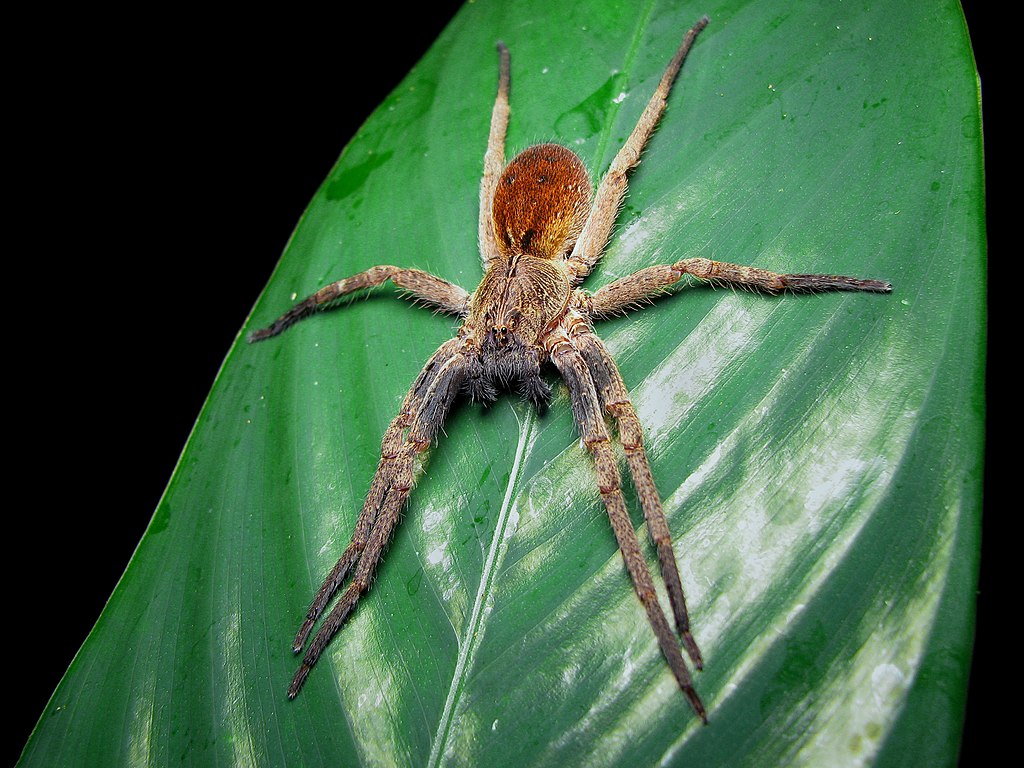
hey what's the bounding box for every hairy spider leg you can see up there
[248,265,470,342]
[572,327,703,669]
[549,335,707,723]
[288,336,460,651]
[589,259,891,318]
[479,41,510,268]
[287,337,471,698]
[566,16,710,285]
[249,260,474,693]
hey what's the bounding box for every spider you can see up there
[250,16,891,723]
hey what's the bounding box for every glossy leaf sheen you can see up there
[21,1,983,766]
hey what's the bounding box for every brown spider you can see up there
[250,16,890,723]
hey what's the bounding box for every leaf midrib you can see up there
[428,405,536,767]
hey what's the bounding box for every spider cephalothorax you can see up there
[250,16,890,723]
[463,142,591,407]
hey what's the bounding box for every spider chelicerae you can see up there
[250,16,891,723]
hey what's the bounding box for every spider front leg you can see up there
[573,328,702,669]
[549,336,707,723]
[288,338,471,698]
[566,17,709,283]
[589,259,891,318]
[249,265,470,342]
[479,41,510,268]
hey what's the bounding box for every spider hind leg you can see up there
[575,331,703,668]
[288,338,470,698]
[550,336,707,723]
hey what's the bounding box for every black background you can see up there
[12,3,989,764]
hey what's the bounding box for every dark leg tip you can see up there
[288,664,311,699]
[784,274,893,294]
[293,619,315,653]
[687,690,709,724]
[682,631,704,670]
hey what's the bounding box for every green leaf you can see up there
[21,1,983,766]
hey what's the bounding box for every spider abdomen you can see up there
[491,143,592,260]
